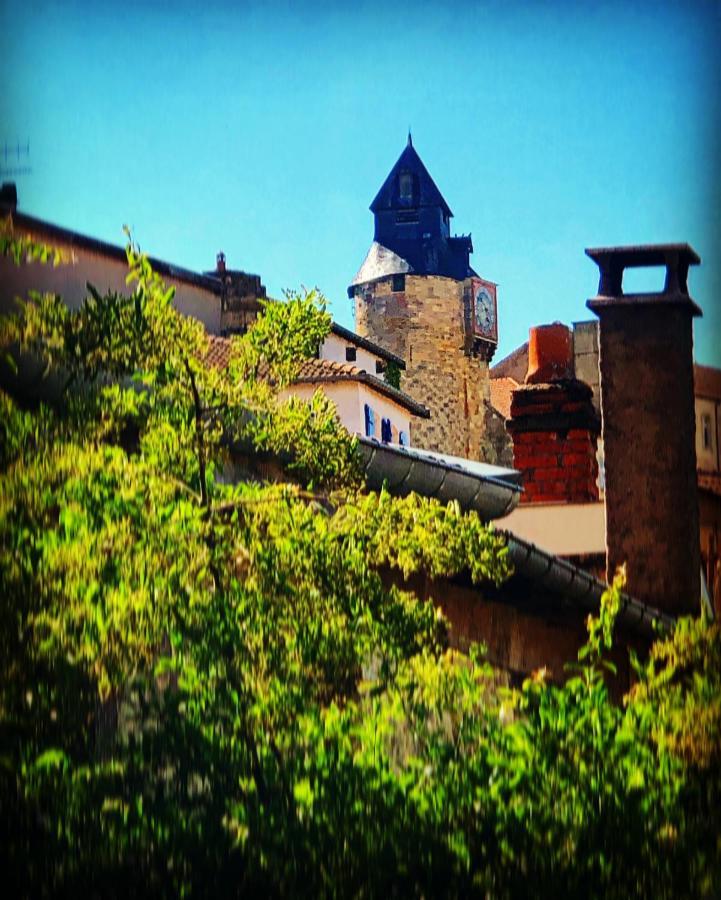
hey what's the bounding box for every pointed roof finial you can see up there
[407,128,412,148]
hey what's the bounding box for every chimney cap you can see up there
[585,243,700,268]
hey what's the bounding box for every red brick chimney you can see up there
[587,244,701,616]
[507,323,601,504]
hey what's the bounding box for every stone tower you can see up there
[349,136,501,460]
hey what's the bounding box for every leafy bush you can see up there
[0,230,718,897]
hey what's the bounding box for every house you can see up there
[0,178,702,683]
[0,182,430,450]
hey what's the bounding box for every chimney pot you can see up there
[216,251,226,274]
[586,242,702,616]
[526,323,573,384]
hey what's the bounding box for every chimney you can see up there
[507,323,601,504]
[0,182,17,213]
[586,243,701,616]
[216,251,227,274]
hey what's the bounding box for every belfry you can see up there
[349,137,506,461]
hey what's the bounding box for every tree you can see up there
[0,224,718,897]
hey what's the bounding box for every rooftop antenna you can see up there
[0,139,32,178]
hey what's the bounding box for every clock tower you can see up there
[349,136,504,461]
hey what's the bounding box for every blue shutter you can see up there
[364,403,376,437]
[381,417,392,443]
[399,430,408,447]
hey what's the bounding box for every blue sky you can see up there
[2,0,720,365]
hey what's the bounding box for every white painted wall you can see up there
[0,234,222,333]
[502,501,606,557]
[280,380,413,444]
[320,332,384,375]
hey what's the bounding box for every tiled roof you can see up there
[489,376,519,421]
[10,211,224,294]
[491,342,529,382]
[330,322,405,368]
[695,364,721,400]
[698,470,721,498]
[203,335,429,418]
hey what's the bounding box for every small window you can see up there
[399,171,414,202]
[381,418,392,443]
[392,274,405,292]
[702,414,712,450]
[345,346,357,362]
[398,430,408,447]
[375,360,385,375]
[364,403,376,438]
[395,210,418,225]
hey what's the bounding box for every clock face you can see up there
[473,283,496,338]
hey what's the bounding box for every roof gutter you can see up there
[357,437,521,521]
[502,531,675,638]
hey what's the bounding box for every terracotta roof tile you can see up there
[698,470,721,498]
[489,376,520,421]
[202,335,429,418]
[695,364,721,400]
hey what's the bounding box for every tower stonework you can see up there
[349,137,501,460]
[355,274,494,459]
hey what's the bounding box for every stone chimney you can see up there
[507,323,601,504]
[586,243,701,616]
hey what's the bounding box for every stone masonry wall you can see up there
[354,275,495,461]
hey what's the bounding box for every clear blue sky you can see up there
[2,0,720,365]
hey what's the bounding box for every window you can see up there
[395,210,418,225]
[399,171,414,203]
[392,274,405,292]
[345,346,357,362]
[399,430,408,447]
[702,414,712,451]
[375,360,385,375]
[364,403,376,438]
[381,418,392,443]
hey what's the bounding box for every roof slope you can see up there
[203,335,429,418]
[370,136,452,217]
[695,363,721,400]
[330,321,405,368]
[489,376,519,421]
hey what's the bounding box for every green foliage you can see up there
[383,359,402,390]
[1,234,719,897]
[0,215,68,267]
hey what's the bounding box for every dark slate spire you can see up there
[370,140,452,217]
[362,138,473,282]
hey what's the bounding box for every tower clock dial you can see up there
[472,279,498,341]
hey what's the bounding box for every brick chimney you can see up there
[507,323,601,504]
[587,243,701,616]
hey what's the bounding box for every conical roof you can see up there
[369,135,453,218]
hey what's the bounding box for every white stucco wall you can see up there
[502,501,606,557]
[281,380,413,444]
[0,235,222,334]
[320,332,384,374]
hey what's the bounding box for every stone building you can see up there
[349,137,508,463]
